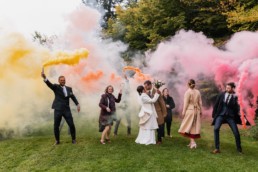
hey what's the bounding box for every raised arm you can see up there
[115,92,122,103]
[41,68,56,90]
[142,93,160,104]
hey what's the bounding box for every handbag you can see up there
[139,112,151,125]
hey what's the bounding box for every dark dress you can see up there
[163,95,175,136]
[99,93,122,131]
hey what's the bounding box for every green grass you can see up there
[0,116,258,172]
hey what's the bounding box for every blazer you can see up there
[138,93,160,118]
[44,79,79,110]
[212,92,242,125]
[99,93,122,116]
[151,89,167,125]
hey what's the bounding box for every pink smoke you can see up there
[146,30,258,125]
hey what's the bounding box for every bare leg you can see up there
[106,126,111,139]
[101,126,110,143]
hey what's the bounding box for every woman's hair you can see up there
[137,85,144,95]
[162,88,169,95]
[188,79,195,88]
[105,85,114,93]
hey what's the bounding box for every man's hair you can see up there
[144,80,152,86]
[58,76,65,80]
[227,82,236,89]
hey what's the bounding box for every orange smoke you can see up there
[110,73,122,83]
[123,66,151,81]
[82,70,104,82]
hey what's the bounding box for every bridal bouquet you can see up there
[153,80,165,89]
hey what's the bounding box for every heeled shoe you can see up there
[105,138,111,143]
[190,143,197,149]
[100,140,106,144]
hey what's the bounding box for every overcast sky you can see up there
[0,0,82,37]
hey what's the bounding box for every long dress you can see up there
[135,93,159,145]
[178,88,202,138]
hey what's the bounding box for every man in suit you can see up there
[41,70,80,145]
[212,82,242,154]
[144,80,167,144]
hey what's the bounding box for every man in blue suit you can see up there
[42,70,80,145]
[212,82,242,154]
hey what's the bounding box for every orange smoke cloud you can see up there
[82,70,104,82]
[123,66,151,82]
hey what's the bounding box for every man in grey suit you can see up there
[41,70,80,145]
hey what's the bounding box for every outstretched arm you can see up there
[115,91,122,103]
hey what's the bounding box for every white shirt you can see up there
[62,86,68,97]
[224,92,232,103]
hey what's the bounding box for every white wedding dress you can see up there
[135,92,159,145]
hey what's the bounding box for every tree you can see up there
[82,0,125,28]
[106,0,187,50]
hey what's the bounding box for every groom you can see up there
[212,82,242,154]
[144,80,167,144]
[41,70,80,145]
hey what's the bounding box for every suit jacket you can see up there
[151,88,167,125]
[138,93,159,118]
[44,79,79,110]
[212,92,242,125]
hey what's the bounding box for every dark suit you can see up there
[212,92,242,151]
[44,79,79,142]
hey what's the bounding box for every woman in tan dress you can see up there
[178,79,202,149]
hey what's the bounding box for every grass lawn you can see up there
[0,116,258,172]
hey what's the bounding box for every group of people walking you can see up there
[41,69,243,154]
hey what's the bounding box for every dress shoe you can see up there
[53,141,60,146]
[72,140,77,144]
[211,149,221,154]
[238,149,243,154]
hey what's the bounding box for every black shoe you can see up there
[53,141,60,146]
[72,140,77,144]
[238,149,243,154]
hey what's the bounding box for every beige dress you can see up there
[178,88,202,138]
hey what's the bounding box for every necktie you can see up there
[226,94,230,104]
[62,86,68,97]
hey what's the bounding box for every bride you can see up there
[135,85,160,145]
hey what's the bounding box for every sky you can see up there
[0,0,82,37]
